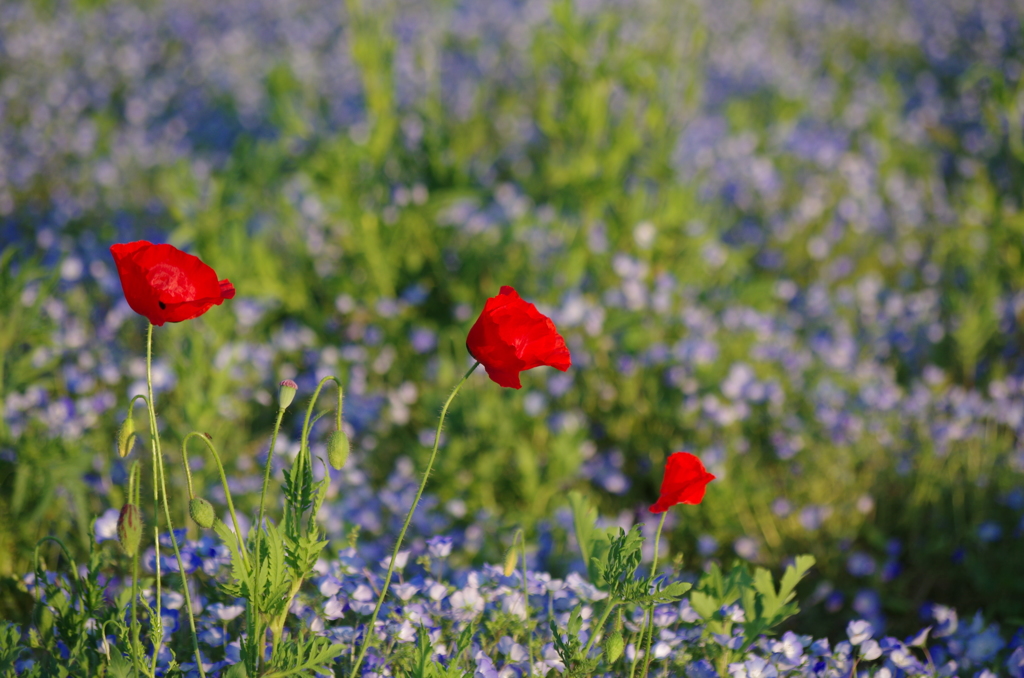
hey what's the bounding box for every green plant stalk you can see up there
[180,426,254,671]
[130,551,143,678]
[269,576,305,658]
[148,401,162,678]
[638,512,667,678]
[180,432,249,565]
[291,376,341,531]
[582,597,618,655]
[349,361,479,678]
[146,323,206,678]
[261,376,339,672]
[251,406,287,674]
[123,395,155,677]
[127,460,143,678]
[519,531,535,676]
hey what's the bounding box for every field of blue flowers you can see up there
[3,0,1024,675]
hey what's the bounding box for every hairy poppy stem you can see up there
[180,432,249,564]
[251,405,286,674]
[349,361,480,678]
[637,512,667,678]
[582,598,618,655]
[292,376,342,530]
[518,530,534,676]
[146,323,206,678]
[126,460,144,678]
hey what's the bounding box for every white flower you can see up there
[846,620,874,645]
[450,587,485,621]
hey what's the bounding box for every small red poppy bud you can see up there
[327,430,350,470]
[189,497,216,529]
[117,504,143,556]
[279,379,298,409]
[117,416,136,458]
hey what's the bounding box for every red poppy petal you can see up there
[481,365,524,389]
[134,244,221,304]
[466,285,571,389]
[110,240,233,325]
[649,452,716,513]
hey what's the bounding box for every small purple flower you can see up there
[93,507,120,542]
[860,639,882,661]
[1007,647,1024,678]
[847,620,874,645]
[427,535,454,559]
[846,552,876,577]
[688,658,719,678]
[410,327,437,354]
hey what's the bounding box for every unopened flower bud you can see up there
[503,545,518,577]
[327,429,350,470]
[117,504,143,556]
[604,630,624,663]
[117,416,136,458]
[189,497,216,529]
[279,380,298,409]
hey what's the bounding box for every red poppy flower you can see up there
[110,241,235,326]
[649,452,716,513]
[466,286,571,389]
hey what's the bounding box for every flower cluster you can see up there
[2,0,1024,657]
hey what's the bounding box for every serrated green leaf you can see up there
[215,519,252,598]
[741,585,758,622]
[106,652,134,678]
[308,469,330,534]
[640,580,692,605]
[752,568,779,616]
[689,590,718,620]
[263,637,344,678]
[257,521,292,615]
[777,555,815,603]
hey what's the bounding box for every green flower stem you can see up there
[148,399,162,678]
[638,512,667,678]
[349,361,479,678]
[180,432,249,566]
[146,323,206,678]
[292,376,342,529]
[255,407,287,557]
[130,550,142,677]
[251,405,287,674]
[582,597,618,655]
[127,460,143,678]
[518,531,535,676]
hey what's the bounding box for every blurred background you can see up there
[2,0,1024,640]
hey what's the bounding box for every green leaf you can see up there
[105,652,134,678]
[308,462,330,531]
[639,580,692,605]
[256,520,292,615]
[223,663,249,678]
[263,636,344,678]
[215,519,253,599]
[599,527,648,602]
[689,590,718,620]
[568,491,596,565]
